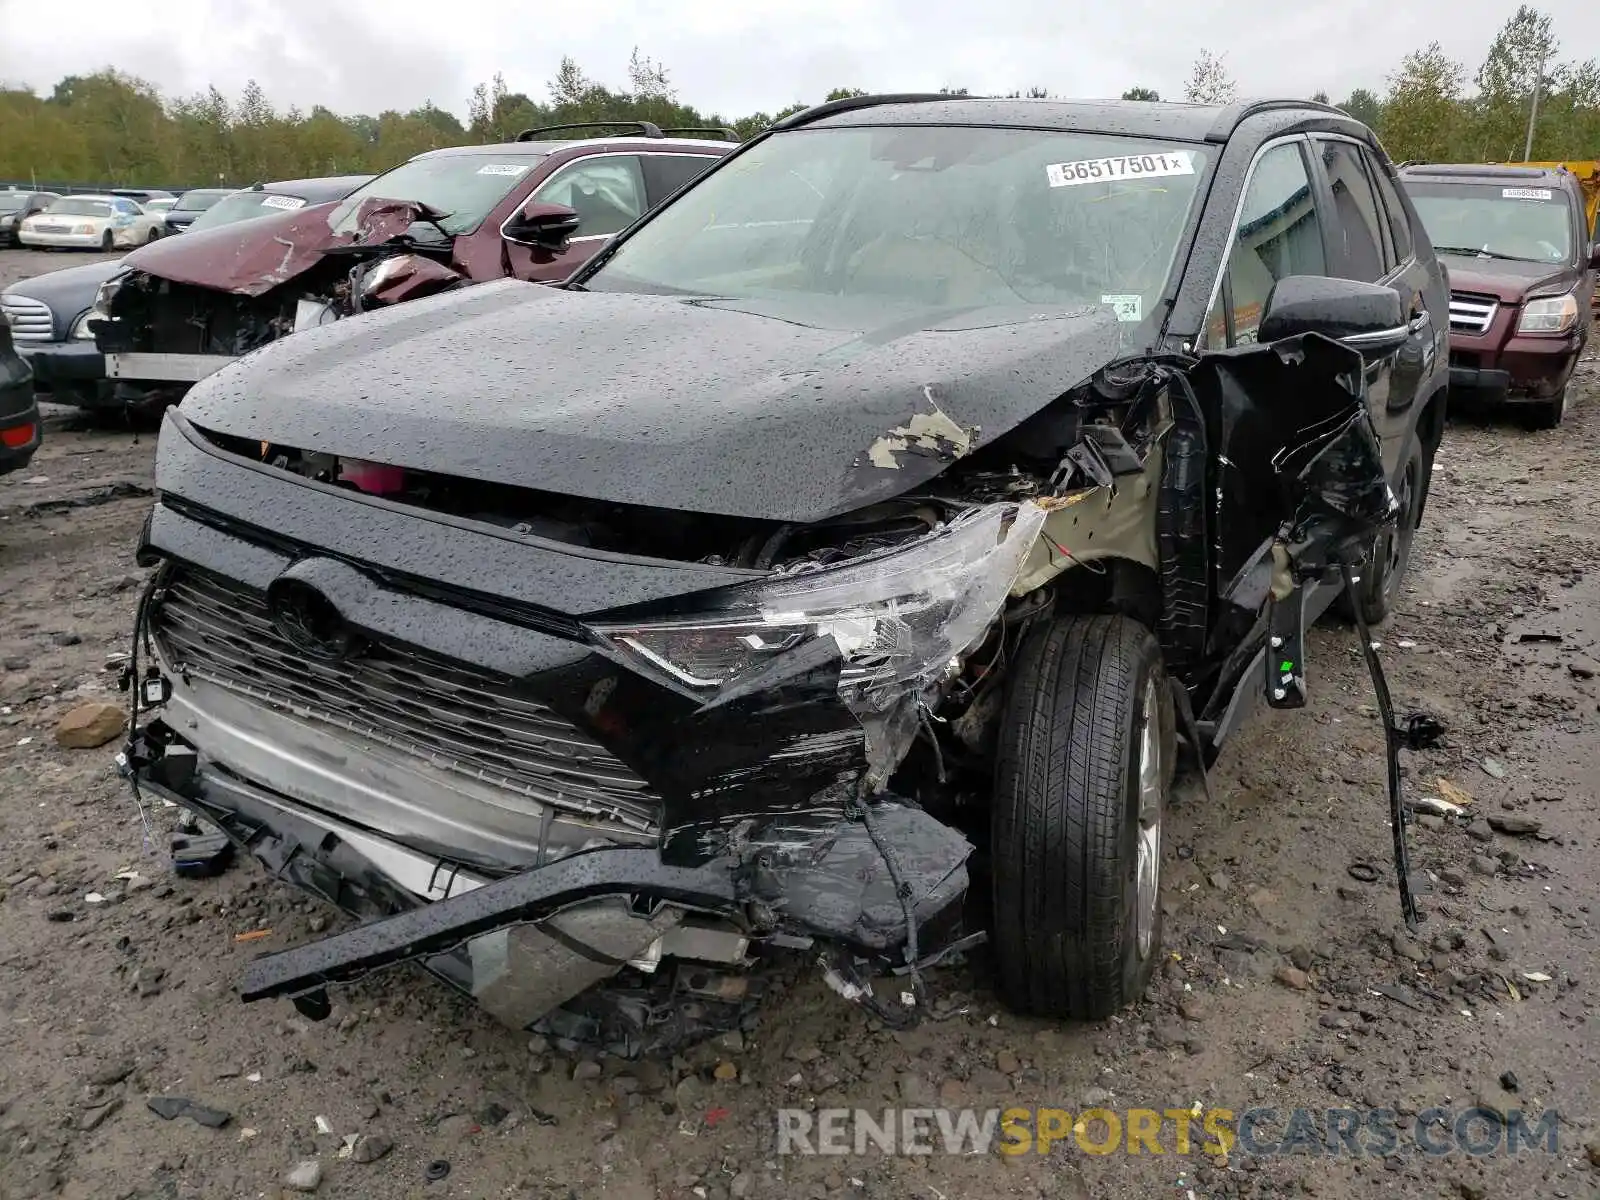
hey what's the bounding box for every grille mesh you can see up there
[152,568,661,832]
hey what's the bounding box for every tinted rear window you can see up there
[174,191,228,213]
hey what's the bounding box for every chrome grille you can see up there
[152,569,662,832]
[0,295,54,342]
[1448,292,1497,335]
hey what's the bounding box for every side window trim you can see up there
[1314,133,1400,278]
[515,151,646,244]
[1197,133,1315,347]
[1367,152,1415,268]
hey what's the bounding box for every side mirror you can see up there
[1259,275,1409,355]
[502,202,581,251]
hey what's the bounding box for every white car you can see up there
[18,195,166,251]
[143,198,178,216]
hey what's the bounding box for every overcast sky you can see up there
[0,0,1595,121]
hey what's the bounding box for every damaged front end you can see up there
[122,302,1397,1050]
[93,199,466,408]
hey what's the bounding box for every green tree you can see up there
[1379,42,1466,162]
[1472,5,1559,159]
[1121,87,1161,101]
[1338,87,1384,130]
[825,87,867,101]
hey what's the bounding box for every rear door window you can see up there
[1364,153,1413,262]
[642,154,720,207]
[1317,139,1389,280]
[1207,141,1327,347]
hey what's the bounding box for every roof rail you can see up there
[516,121,665,142]
[1202,98,1351,142]
[772,93,969,132]
[660,126,741,142]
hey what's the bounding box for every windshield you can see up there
[188,191,309,232]
[44,198,114,218]
[0,195,31,212]
[1406,182,1574,264]
[586,127,1208,320]
[173,191,226,213]
[328,152,546,238]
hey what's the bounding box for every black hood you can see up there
[181,280,1128,523]
[2,258,124,315]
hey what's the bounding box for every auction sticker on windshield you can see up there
[1101,294,1143,322]
[1502,187,1553,200]
[477,164,531,177]
[1047,151,1195,188]
[260,195,306,211]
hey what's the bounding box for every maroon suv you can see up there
[91,122,737,409]
[1400,163,1599,428]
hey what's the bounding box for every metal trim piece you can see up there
[238,847,737,1003]
[106,351,234,381]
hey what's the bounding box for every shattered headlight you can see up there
[90,271,128,322]
[592,502,1047,783]
[1516,292,1579,335]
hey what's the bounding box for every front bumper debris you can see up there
[236,846,736,1009]
[125,706,973,1039]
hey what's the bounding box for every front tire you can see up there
[99,230,114,251]
[1523,386,1567,430]
[991,614,1173,1020]
[1336,438,1424,627]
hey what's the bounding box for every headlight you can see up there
[91,272,127,321]
[592,502,1047,782]
[74,224,96,235]
[1517,292,1579,335]
[0,216,13,229]
[71,311,96,340]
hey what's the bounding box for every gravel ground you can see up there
[3,245,1599,1199]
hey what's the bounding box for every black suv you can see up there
[126,96,1448,1046]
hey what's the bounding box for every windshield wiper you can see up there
[1433,245,1544,263]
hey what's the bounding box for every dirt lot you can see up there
[2,244,1599,1199]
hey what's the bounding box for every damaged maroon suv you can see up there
[122,96,1448,1054]
[91,122,736,411]
[1400,163,1599,428]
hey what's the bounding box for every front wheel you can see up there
[991,614,1174,1020]
[1336,438,1424,627]
[100,230,115,251]
[1523,386,1567,431]
[146,225,161,244]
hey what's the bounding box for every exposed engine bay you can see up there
[101,247,466,362]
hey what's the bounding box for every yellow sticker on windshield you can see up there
[1047,152,1195,187]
